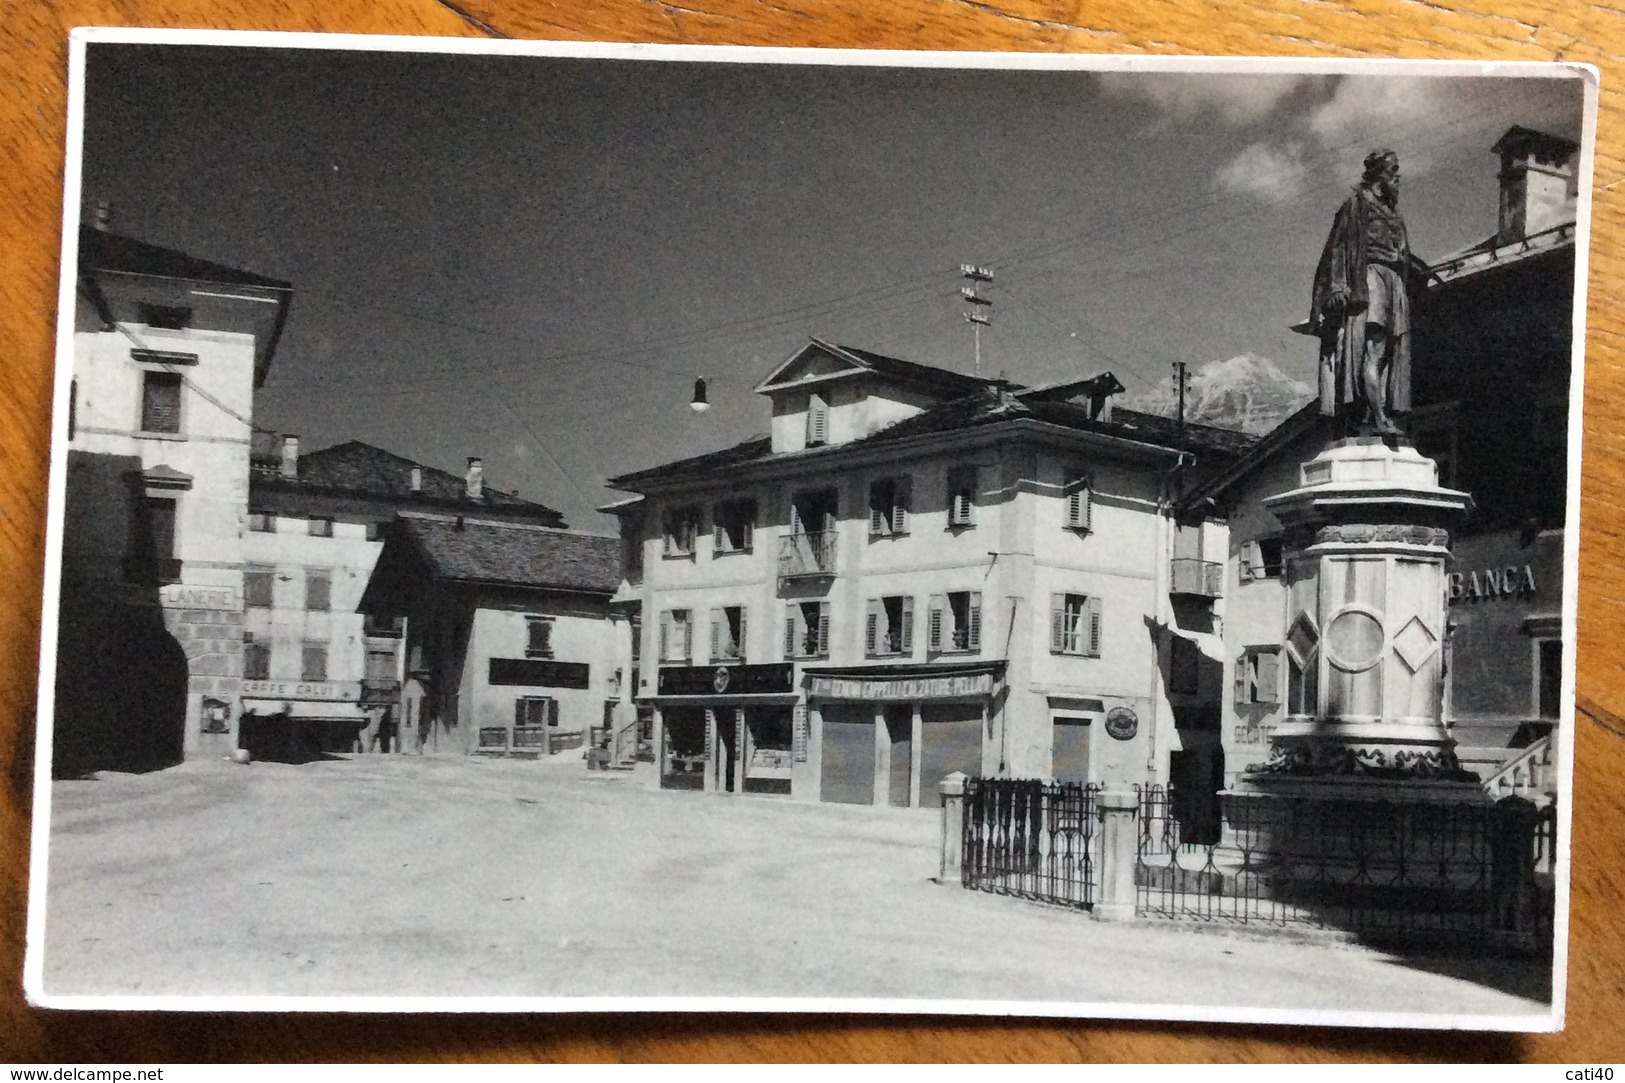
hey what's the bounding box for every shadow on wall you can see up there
[52,451,189,778]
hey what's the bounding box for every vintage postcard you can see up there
[26,30,1596,1028]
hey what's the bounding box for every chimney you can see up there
[466,457,484,500]
[1492,126,1579,245]
[280,434,299,479]
[409,466,422,493]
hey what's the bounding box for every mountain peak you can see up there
[1125,353,1314,436]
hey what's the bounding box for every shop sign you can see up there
[159,583,239,610]
[241,679,360,702]
[1105,706,1138,741]
[1448,564,1537,603]
[808,671,993,701]
[488,658,591,688]
[658,663,794,697]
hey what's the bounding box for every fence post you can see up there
[937,771,968,885]
[1093,789,1140,921]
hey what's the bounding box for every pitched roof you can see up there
[399,516,620,593]
[1173,399,1331,514]
[251,440,566,525]
[79,226,292,290]
[823,341,1001,398]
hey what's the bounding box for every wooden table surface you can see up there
[2,0,1623,1064]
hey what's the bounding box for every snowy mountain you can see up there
[1125,353,1315,436]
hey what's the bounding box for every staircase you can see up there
[1476,735,1556,805]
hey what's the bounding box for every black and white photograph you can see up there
[27,32,1595,1028]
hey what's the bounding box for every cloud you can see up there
[1215,140,1313,204]
[1096,72,1312,126]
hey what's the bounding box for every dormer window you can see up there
[138,303,192,330]
[805,392,829,447]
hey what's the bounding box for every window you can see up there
[247,513,276,533]
[139,371,183,434]
[928,592,981,653]
[1235,647,1282,705]
[138,303,192,329]
[662,505,700,558]
[244,567,274,609]
[304,571,331,612]
[243,639,271,681]
[301,643,328,682]
[713,499,756,554]
[784,600,830,659]
[365,521,385,542]
[525,616,554,658]
[364,613,403,637]
[515,696,557,729]
[1064,473,1093,531]
[866,596,915,657]
[1170,637,1202,696]
[307,517,334,537]
[805,392,829,447]
[660,609,693,662]
[710,606,747,662]
[366,647,396,681]
[1241,537,1286,582]
[630,617,642,665]
[1536,639,1563,720]
[868,476,910,537]
[947,466,977,528]
[1050,593,1102,657]
[146,495,177,565]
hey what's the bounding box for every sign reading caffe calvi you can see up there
[809,671,994,702]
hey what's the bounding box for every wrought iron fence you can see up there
[962,778,1099,910]
[1135,785,1556,952]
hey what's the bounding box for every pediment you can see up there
[753,340,869,394]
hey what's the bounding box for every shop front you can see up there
[649,663,803,795]
[239,678,365,760]
[806,662,1004,808]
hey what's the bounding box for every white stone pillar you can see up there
[937,771,967,884]
[1092,789,1140,921]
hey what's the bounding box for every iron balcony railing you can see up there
[1169,557,1223,599]
[779,530,838,578]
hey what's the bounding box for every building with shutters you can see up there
[1180,126,1579,804]
[238,438,567,759]
[359,515,623,758]
[605,339,1255,808]
[52,224,292,775]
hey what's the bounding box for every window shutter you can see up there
[865,599,879,656]
[900,596,915,654]
[893,476,910,534]
[1258,650,1281,703]
[807,393,828,445]
[1050,594,1066,653]
[515,700,525,728]
[1067,475,1093,530]
[1087,596,1103,657]
[681,616,693,661]
[710,609,721,662]
[737,611,747,662]
[927,595,945,652]
[966,592,982,651]
[817,601,830,657]
[548,698,560,727]
[713,512,724,552]
[662,513,674,557]
[1234,654,1251,705]
[869,481,886,536]
[659,612,670,661]
[784,604,798,659]
[741,509,753,552]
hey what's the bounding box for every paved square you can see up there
[38,755,1551,1020]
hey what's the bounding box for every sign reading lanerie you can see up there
[657,663,795,697]
[489,658,591,689]
[159,583,239,610]
[241,679,361,702]
[809,671,994,702]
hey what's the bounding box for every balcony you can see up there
[1169,558,1223,599]
[779,530,838,579]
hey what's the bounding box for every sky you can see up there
[78,44,1587,532]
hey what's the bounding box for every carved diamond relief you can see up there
[1392,615,1438,674]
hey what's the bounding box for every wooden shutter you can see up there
[1050,594,1066,652]
[1257,649,1281,704]
[1067,474,1092,530]
[806,393,828,445]
[784,604,798,658]
[865,599,879,656]
[1234,653,1251,705]
[927,595,945,652]
[515,699,526,728]
[659,611,670,661]
[900,596,915,654]
[869,480,887,535]
[816,601,830,657]
[893,476,910,534]
[741,505,754,552]
[967,592,982,651]
[681,614,693,660]
[736,610,747,662]
[1087,596,1103,657]
[713,510,725,551]
[709,609,722,661]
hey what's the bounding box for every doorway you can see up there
[884,705,913,807]
[1052,715,1092,784]
[715,710,739,793]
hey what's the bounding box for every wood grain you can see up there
[2,0,1623,1063]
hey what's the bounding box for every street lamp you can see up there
[690,377,710,413]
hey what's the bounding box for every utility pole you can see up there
[1173,360,1190,436]
[961,264,993,377]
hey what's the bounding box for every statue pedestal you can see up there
[1243,437,1476,788]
